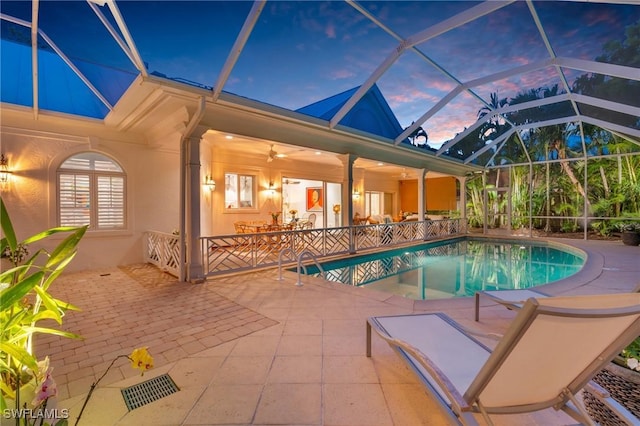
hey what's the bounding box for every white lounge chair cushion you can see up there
[372,314,490,404]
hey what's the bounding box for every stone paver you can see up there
[34,264,278,400]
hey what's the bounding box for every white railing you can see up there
[143,220,465,278]
[200,218,465,277]
[143,231,181,277]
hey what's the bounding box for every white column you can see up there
[457,176,467,235]
[418,168,427,220]
[339,154,358,226]
[340,154,358,254]
[418,169,427,239]
[185,136,204,283]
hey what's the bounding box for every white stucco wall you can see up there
[0,127,180,272]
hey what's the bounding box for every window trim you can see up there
[223,172,259,212]
[56,152,127,231]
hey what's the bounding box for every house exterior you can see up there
[1,67,475,281]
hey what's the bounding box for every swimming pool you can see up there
[301,237,586,300]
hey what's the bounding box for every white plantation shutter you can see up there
[97,175,125,228]
[58,153,126,230]
[59,174,91,226]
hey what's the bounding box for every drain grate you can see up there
[121,373,179,410]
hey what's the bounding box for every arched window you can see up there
[58,152,126,230]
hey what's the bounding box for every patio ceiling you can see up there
[1,0,639,170]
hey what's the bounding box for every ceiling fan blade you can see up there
[267,144,278,162]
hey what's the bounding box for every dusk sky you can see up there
[1,1,638,147]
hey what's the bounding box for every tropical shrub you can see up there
[0,197,87,424]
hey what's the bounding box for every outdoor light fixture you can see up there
[0,154,13,184]
[204,175,216,191]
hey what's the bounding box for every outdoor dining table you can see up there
[242,223,270,233]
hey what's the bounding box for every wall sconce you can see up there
[0,154,13,184]
[268,181,276,196]
[352,190,360,200]
[204,175,216,191]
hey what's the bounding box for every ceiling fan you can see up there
[392,168,411,179]
[282,178,301,185]
[267,144,287,162]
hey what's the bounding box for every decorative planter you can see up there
[621,231,640,246]
[583,361,640,425]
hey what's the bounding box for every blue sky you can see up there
[1,1,638,147]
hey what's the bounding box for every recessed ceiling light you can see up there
[225,135,233,139]
[377,162,384,166]
[314,151,321,155]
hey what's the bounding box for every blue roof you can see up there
[296,84,405,141]
[0,38,136,119]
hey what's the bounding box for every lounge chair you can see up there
[475,283,640,321]
[474,288,549,321]
[366,293,640,426]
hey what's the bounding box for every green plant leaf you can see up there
[21,225,86,245]
[0,264,30,284]
[0,383,15,403]
[30,310,62,323]
[41,251,77,292]
[0,198,17,251]
[20,327,81,340]
[1,305,29,331]
[0,272,44,310]
[0,341,37,370]
[45,226,87,269]
[32,286,63,324]
[51,297,81,312]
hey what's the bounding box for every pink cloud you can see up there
[330,69,356,80]
[325,22,336,39]
[387,89,439,106]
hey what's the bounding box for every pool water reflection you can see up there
[303,237,585,300]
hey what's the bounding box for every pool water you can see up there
[302,237,585,300]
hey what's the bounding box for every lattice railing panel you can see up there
[355,225,379,250]
[324,228,350,255]
[300,230,325,256]
[205,235,256,273]
[254,232,297,267]
[198,219,465,276]
[144,231,180,277]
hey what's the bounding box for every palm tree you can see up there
[477,92,509,142]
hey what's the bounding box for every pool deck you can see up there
[36,238,639,425]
